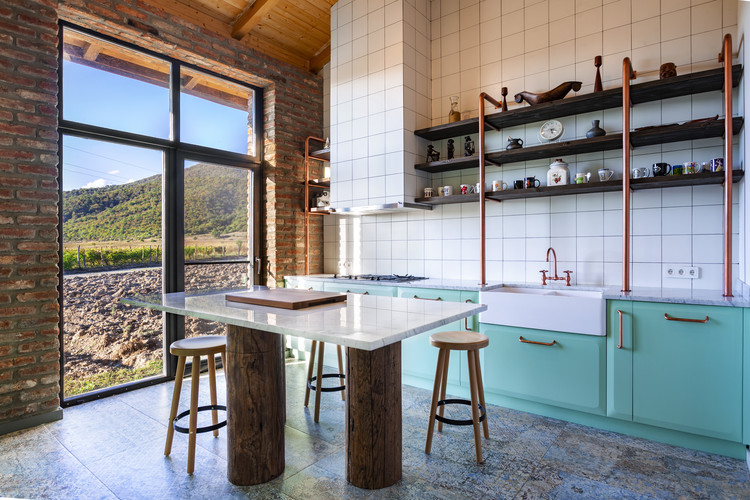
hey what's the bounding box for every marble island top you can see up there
[121,287,487,351]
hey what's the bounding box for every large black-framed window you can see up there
[57,22,264,406]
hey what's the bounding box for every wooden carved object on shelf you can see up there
[660,62,677,79]
[594,56,603,92]
[514,81,582,106]
[501,87,508,111]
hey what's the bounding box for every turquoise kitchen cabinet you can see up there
[744,312,750,445]
[480,324,606,415]
[608,301,743,442]
[323,282,396,297]
[607,300,633,420]
[396,287,472,388]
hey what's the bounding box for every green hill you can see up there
[62,163,250,242]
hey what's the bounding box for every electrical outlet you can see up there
[663,265,700,279]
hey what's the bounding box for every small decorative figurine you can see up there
[515,81,582,106]
[464,136,475,156]
[594,56,603,92]
[660,62,677,79]
[426,145,440,162]
[501,87,508,111]
[447,139,455,159]
[586,120,606,138]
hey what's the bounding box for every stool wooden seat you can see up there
[425,331,489,463]
[164,335,226,474]
[304,340,345,422]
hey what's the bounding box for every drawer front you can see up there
[481,324,606,415]
[323,283,396,297]
[632,302,742,441]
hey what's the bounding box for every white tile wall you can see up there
[324,0,743,291]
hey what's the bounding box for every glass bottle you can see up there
[448,96,461,123]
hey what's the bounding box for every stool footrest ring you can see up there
[434,398,486,426]
[307,373,346,393]
[173,405,227,434]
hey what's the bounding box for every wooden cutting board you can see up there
[225,289,347,310]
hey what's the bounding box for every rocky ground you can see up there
[63,263,248,389]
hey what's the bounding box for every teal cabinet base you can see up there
[480,390,747,460]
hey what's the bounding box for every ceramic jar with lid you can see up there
[547,158,570,186]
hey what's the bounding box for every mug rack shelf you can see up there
[415,170,744,205]
[414,65,742,142]
[415,117,743,174]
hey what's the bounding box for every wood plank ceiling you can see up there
[149,0,336,73]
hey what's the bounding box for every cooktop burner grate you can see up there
[334,274,428,283]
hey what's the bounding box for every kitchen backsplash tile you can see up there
[324,0,739,289]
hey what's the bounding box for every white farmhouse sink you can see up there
[479,287,605,336]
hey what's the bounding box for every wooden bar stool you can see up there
[425,331,490,463]
[304,340,345,422]
[164,335,227,474]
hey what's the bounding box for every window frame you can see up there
[57,22,264,406]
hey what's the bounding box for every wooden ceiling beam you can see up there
[309,40,329,74]
[82,41,102,61]
[232,0,283,39]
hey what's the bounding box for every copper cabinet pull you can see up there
[519,336,556,346]
[464,298,473,330]
[346,290,369,295]
[617,309,624,349]
[664,313,709,323]
[414,295,442,301]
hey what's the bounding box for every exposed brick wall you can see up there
[0,0,62,425]
[0,0,324,427]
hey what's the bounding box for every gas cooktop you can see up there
[333,274,428,283]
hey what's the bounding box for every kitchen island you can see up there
[122,287,486,489]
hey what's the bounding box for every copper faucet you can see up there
[540,247,573,286]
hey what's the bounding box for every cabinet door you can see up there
[397,287,463,386]
[607,300,633,421]
[482,324,606,415]
[632,302,742,442]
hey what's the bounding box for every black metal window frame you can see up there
[57,22,264,406]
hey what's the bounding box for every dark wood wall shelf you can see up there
[309,148,330,161]
[304,178,330,189]
[415,117,743,174]
[414,65,742,142]
[415,170,744,205]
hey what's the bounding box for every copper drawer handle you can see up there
[519,336,556,346]
[464,299,473,330]
[664,313,709,323]
[617,310,624,349]
[414,295,442,301]
[346,290,369,295]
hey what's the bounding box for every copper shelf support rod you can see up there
[519,336,556,346]
[621,58,636,293]
[665,313,709,323]
[479,92,502,286]
[719,34,733,297]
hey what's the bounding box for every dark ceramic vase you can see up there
[586,120,606,139]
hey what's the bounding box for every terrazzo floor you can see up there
[1,361,749,499]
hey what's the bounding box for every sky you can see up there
[62,58,252,191]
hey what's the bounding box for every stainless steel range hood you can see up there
[330,201,433,215]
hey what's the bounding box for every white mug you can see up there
[598,168,614,181]
[632,167,650,179]
[475,182,482,194]
[444,185,453,196]
[437,186,445,196]
[424,187,434,198]
[492,180,508,191]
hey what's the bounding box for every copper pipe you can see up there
[413,295,442,301]
[519,336,556,346]
[719,34,733,297]
[617,310,623,349]
[664,313,709,323]
[478,92,501,286]
[621,58,636,292]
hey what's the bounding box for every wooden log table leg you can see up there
[345,342,402,489]
[226,325,285,485]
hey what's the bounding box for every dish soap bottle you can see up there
[547,159,570,186]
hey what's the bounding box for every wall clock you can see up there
[539,119,564,142]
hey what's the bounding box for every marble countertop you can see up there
[121,287,487,351]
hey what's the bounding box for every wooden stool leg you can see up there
[187,355,201,474]
[164,355,186,456]
[473,350,489,438]
[425,348,447,454]
[314,341,325,422]
[304,340,317,407]
[337,344,345,401]
[208,353,219,437]
[437,349,450,433]
[466,350,483,463]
